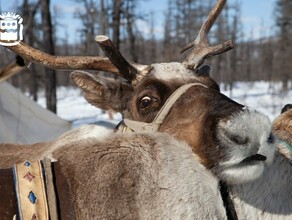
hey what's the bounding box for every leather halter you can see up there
[219,181,238,220]
[0,160,75,220]
[123,83,208,132]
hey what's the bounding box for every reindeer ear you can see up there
[70,71,133,112]
[195,65,211,77]
[193,65,219,91]
[281,104,292,114]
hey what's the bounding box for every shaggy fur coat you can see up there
[226,107,292,220]
[273,106,292,150]
[0,126,227,219]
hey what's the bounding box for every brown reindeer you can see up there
[0,0,275,219]
[1,127,230,219]
[0,74,274,219]
[70,66,274,185]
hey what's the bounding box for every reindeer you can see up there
[1,126,230,219]
[67,57,292,219]
[0,0,276,219]
[218,105,292,220]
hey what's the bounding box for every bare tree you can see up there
[210,0,242,90]
[99,0,108,35]
[112,0,122,49]
[261,39,275,88]
[22,0,40,101]
[227,1,241,95]
[148,11,157,63]
[74,0,100,55]
[40,0,57,113]
[162,0,176,61]
[274,0,292,90]
[124,0,138,62]
[214,15,225,83]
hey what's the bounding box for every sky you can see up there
[0,0,276,44]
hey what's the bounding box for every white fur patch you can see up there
[41,124,113,160]
[221,162,265,184]
[150,63,196,81]
[217,110,276,184]
[73,124,113,140]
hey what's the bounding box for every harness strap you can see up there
[278,140,292,164]
[219,181,238,220]
[0,160,75,220]
[123,83,208,132]
[13,160,49,220]
[43,158,59,220]
[0,168,18,219]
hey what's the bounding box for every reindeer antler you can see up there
[0,0,230,82]
[95,35,151,83]
[5,42,119,73]
[181,0,233,71]
[2,40,150,82]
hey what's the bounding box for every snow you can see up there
[34,81,291,127]
[35,87,122,128]
[221,81,292,120]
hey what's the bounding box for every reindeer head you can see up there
[71,61,275,185]
[2,0,276,184]
[69,0,276,184]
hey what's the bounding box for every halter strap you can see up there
[278,140,292,164]
[123,83,208,132]
[219,181,239,220]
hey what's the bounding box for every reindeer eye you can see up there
[267,133,275,144]
[140,96,153,109]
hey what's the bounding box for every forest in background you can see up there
[0,0,291,113]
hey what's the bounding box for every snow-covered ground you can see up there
[221,81,291,120]
[36,81,291,126]
[36,87,122,127]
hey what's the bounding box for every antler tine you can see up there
[3,41,120,73]
[181,0,234,71]
[0,56,25,83]
[95,35,151,83]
